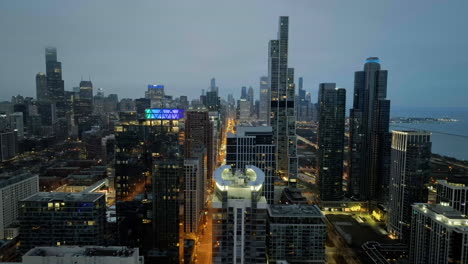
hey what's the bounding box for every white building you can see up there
[437,180,468,215]
[22,246,144,264]
[212,165,268,264]
[409,203,468,264]
[0,172,39,239]
[238,99,251,122]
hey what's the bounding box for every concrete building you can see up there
[0,172,39,239]
[212,165,268,264]
[22,246,144,264]
[226,126,275,204]
[18,192,106,253]
[409,203,468,264]
[349,57,391,201]
[317,83,346,201]
[387,130,431,242]
[437,179,468,215]
[268,16,298,187]
[267,204,327,263]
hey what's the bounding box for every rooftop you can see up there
[269,204,324,217]
[21,192,104,203]
[413,203,468,226]
[24,246,138,258]
[0,172,37,190]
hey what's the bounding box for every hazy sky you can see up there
[1,0,468,108]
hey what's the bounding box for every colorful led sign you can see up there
[145,108,184,120]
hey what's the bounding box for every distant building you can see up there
[9,112,24,140]
[269,16,298,187]
[0,130,17,161]
[238,99,251,122]
[226,126,275,204]
[22,246,144,264]
[387,130,431,242]
[212,165,268,263]
[317,83,346,201]
[35,72,47,102]
[45,47,65,117]
[267,204,327,263]
[19,192,106,253]
[0,172,39,240]
[409,203,468,264]
[349,57,391,201]
[437,180,468,215]
[146,84,165,108]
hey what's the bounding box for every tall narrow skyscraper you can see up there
[317,83,346,201]
[387,130,431,242]
[35,72,47,102]
[269,16,298,186]
[349,57,391,201]
[259,76,269,122]
[44,47,65,116]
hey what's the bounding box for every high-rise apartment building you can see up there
[114,108,183,200]
[0,172,39,240]
[18,192,106,253]
[238,99,251,122]
[349,57,391,200]
[259,76,269,123]
[0,130,17,161]
[185,108,213,181]
[437,179,468,215]
[409,203,468,264]
[317,83,346,201]
[184,157,205,234]
[387,130,431,242]
[268,16,298,186]
[267,204,327,263]
[226,126,275,204]
[212,165,268,264]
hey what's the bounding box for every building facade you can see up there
[259,76,269,123]
[18,192,106,253]
[267,204,327,263]
[226,126,275,204]
[317,83,346,201]
[0,172,39,240]
[349,57,391,201]
[437,180,468,216]
[387,130,431,242]
[268,16,298,186]
[409,203,468,264]
[212,165,268,264]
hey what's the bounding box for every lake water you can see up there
[390,106,468,161]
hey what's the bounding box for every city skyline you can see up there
[2,0,468,108]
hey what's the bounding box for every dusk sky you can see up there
[1,0,467,108]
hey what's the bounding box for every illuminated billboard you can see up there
[145,108,184,120]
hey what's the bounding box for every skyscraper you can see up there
[268,16,298,186]
[259,76,269,122]
[241,86,247,100]
[184,108,213,182]
[212,165,268,263]
[210,77,218,92]
[44,47,65,117]
[35,72,47,102]
[409,203,468,264]
[226,126,275,204]
[387,130,431,242]
[437,179,468,215]
[247,86,254,116]
[349,57,391,201]
[317,83,346,201]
